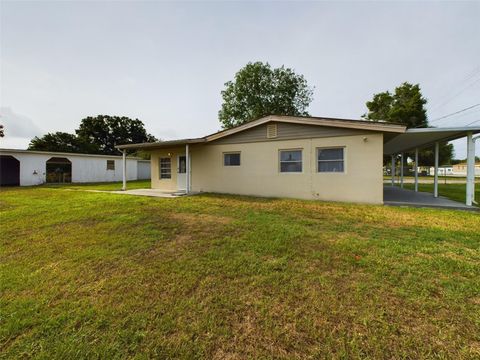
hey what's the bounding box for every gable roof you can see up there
[116,115,406,150]
[205,115,405,141]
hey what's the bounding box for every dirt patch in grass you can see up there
[169,212,234,225]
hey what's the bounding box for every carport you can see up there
[0,155,20,186]
[46,157,72,183]
[383,127,480,207]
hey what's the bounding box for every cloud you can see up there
[0,107,42,138]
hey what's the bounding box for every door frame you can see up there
[177,154,187,191]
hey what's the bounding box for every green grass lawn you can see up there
[42,179,151,191]
[403,182,480,205]
[1,186,479,358]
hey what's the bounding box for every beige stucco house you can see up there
[117,115,480,205]
[118,116,404,204]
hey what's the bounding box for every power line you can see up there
[464,118,480,126]
[430,66,480,112]
[429,103,480,123]
[430,77,480,112]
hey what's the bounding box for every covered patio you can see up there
[383,127,480,208]
[383,186,477,210]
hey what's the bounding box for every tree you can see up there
[363,82,453,164]
[218,62,314,129]
[28,132,97,153]
[363,82,428,128]
[76,115,157,155]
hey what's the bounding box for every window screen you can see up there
[317,148,344,172]
[224,153,240,166]
[106,160,115,170]
[280,150,302,172]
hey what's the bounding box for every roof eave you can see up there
[205,115,406,142]
[116,138,206,150]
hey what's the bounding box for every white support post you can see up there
[391,155,395,186]
[122,150,127,191]
[400,153,404,188]
[434,142,439,198]
[414,148,419,192]
[466,132,475,206]
[185,144,190,194]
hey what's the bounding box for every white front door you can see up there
[177,155,187,191]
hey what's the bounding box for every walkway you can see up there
[76,188,188,198]
[384,186,478,211]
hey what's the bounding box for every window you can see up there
[279,150,302,173]
[178,156,186,173]
[224,152,240,166]
[106,160,115,170]
[159,157,171,179]
[317,147,344,173]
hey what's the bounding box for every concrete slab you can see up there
[384,185,478,211]
[110,189,187,198]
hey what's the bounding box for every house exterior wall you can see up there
[150,147,185,191]
[0,150,138,186]
[149,133,384,204]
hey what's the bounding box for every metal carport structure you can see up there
[383,127,480,206]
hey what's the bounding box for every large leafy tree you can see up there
[364,82,428,128]
[28,132,97,153]
[28,115,156,155]
[363,82,453,165]
[76,115,157,155]
[219,62,314,129]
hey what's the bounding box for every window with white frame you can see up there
[317,147,344,172]
[279,149,302,173]
[159,157,171,179]
[106,160,115,170]
[224,152,240,166]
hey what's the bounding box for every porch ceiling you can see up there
[383,127,480,155]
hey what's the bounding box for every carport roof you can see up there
[383,126,480,155]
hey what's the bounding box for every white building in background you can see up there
[0,148,150,186]
[452,162,480,176]
[428,166,454,176]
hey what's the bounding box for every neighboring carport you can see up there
[46,157,72,183]
[384,127,480,206]
[0,155,20,186]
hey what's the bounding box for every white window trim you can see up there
[223,152,241,167]
[279,148,303,174]
[316,146,346,174]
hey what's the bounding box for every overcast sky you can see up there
[1,1,479,158]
